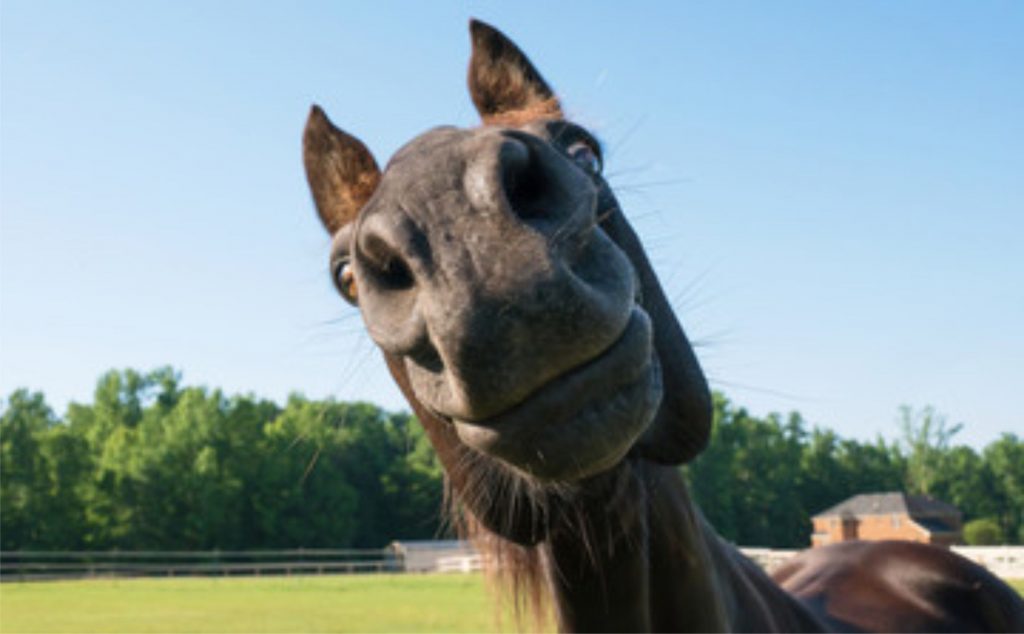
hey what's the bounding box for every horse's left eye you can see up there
[567,141,602,175]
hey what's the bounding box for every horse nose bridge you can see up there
[424,233,561,351]
[420,254,618,420]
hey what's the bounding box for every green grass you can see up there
[2,575,1020,633]
[0,574,535,633]
[1009,578,1024,595]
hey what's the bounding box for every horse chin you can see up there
[451,307,663,482]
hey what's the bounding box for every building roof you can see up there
[812,492,960,520]
[912,517,958,534]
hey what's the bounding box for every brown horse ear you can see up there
[302,105,381,235]
[468,19,564,125]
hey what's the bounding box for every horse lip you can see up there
[462,307,649,427]
[451,307,660,478]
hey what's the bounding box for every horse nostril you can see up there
[500,139,548,220]
[379,256,414,290]
[410,337,444,374]
[360,232,416,292]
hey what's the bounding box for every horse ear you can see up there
[302,105,381,235]
[468,19,564,125]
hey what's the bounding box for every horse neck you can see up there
[404,390,821,630]
[538,462,725,631]
[542,462,823,633]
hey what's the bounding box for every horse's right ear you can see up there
[302,105,381,235]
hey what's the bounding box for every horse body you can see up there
[303,19,1024,632]
[777,540,1024,632]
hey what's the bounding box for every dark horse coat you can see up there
[302,19,1024,633]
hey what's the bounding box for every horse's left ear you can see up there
[468,19,564,125]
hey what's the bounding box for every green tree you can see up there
[1,390,58,548]
[256,396,362,547]
[128,386,257,548]
[833,436,905,496]
[35,424,91,548]
[984,434,1024,544]
[687,394,807,547]
[3,368,1018,551]
[963,517,1004,545]
[797,428,845,518]
[370,412,444,544]
[928,445,999,526]
[899,405,962,496]
[67,369,168,547]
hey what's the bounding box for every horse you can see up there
[302,19,1024,633]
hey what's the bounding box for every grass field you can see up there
[1,575,1021,633]
[0,574,543,634]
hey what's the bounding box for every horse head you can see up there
[303,22,710,544]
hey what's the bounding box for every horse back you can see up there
[773,540,1024,632]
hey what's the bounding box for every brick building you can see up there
[810,492,962,548]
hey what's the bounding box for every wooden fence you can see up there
[0,549,400,582]
[3,545,1021,581]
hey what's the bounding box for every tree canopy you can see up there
[2,369,1020,550]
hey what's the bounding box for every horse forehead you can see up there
[385,126,469,175]
[369,127,467,205]
[381,122,554,182]
[377,125,532,226]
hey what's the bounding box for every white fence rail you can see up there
[4,545,1021,581]
[739,548,801,573]
[952,546,1024,579]
[433,550,799,575]
[427,547,1024,579]
[435,554,484,573]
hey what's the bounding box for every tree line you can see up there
[1,368,444,551]
[2,368,1021,551]
[687,394,1022,547]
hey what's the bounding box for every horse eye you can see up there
[333,258,358,305]
[567,140,602,175]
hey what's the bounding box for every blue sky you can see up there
[2,2,1021,448]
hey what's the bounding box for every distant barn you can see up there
[811,492,962,547]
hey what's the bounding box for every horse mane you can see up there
[453,502,551,630]
[440,441,650,631]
